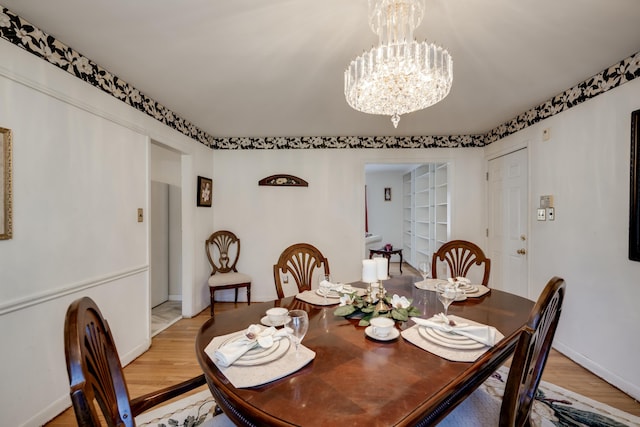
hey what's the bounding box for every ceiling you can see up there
[3,0,640,139]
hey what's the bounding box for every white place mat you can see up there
[413,279,491,298]
[295,287,367,306]
[401,315,504,362]
[295,290,340,306]
[205,331,315,388]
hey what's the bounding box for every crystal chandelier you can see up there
[344,0,453,128]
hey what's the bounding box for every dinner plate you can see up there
[459,284,478,294]
[316,289,341,298]
[365,326,400,341]
[418,326,486,350]
[260,315,291,327]
[218,331,291,366]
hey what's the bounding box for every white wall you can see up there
[365,170,404,251]
[0,39,214,426]
[212,148,485,302]
[486,78,640,399]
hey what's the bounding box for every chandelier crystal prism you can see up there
[344,0,453,128]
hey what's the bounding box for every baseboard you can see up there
[23,393,71,427]
[168,295,183,302]
[120,338,151,367]
[553,342,640,400]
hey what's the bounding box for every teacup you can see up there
[370,316,395,337]
[266,307,288,325]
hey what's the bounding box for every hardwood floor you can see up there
[46,266,640,425]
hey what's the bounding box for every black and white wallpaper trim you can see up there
[1,6,639,150]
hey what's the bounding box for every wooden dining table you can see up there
[195,276,534,426]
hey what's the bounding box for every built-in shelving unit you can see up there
[402,163,449,268]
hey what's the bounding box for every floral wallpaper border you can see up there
[1,6,639,150]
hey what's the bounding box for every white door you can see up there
[488,148,528,297]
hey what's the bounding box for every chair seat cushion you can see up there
[208,272,252,287]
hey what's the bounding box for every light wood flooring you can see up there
[46,265,640,425]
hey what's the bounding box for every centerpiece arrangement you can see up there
[333,258,420,326]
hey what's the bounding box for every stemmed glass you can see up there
[436,283,461,316]
[418,259,431,281]
[318,274,332,304]
[286,309,309,356]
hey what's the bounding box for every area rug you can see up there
[134,369,640,426]
[135,389,234,427]
[439,366,640,426]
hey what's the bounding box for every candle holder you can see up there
[374,286,390,312]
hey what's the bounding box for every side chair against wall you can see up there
[64,296,233,426]
[436,276,566,427]
[205,230,252,316]
[431,239,491,286]
[273,243,330,299]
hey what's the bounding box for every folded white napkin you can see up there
[319,280,344,292]
[411,314,498,347]
[214,325,289,367]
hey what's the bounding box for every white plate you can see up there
[418,326,486,350]
[316,289,340,298]
[218,331,291,366]
[365,326,400,341]
[260,315,291,327]
[464,285,480,295]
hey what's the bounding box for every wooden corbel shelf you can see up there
[258,174,308,187]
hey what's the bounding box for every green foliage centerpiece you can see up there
[336,258,420,326]
[333,288,421,326]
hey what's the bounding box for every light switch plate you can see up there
[537,208,546,221]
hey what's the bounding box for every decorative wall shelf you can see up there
[258,174,308,187]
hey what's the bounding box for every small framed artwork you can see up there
[0,127,12,240]
[384,187,391,201]
[197,176,212,207]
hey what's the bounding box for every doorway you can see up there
[487,148,529,297]
[150,142,183,335]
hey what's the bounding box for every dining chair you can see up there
[431,239,491,286]
[436,276,566,427]
[64,296,233,426]
[205,230,252,316]
[273,243,330,299]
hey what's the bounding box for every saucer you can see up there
[260,315,290,327]
[365,326,400,341]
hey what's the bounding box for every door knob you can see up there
[517,248,527,255]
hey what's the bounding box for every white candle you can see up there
[375,257,388,280]
[362,259,377,283]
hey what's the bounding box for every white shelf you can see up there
[402,163,449,267]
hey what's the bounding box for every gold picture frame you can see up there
[0,127,13,240]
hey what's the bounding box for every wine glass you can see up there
[436,283,460,316]
[286,309,309,355]
[418,260,431,281]
[318,274,332,303]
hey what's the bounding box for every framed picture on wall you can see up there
[384,187,391,201]
[0,127,12,240]
[630,109,640,261]
[197,176,212,207]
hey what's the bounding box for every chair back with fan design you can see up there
[500,276,566,426]
[64,297,206,426]
[273,243,330,299]
[431,239,491,286]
